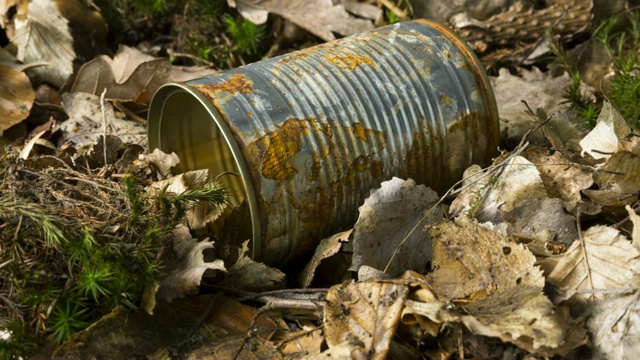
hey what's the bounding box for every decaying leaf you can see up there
[60,92,146,145]
[588,290,640,360]
[627,205,640,252]
[227,0,378,42]
[12,0,74,87]
[300,229,352,288]
[580,101,630,160]
[145,148,181,179]
[279,320,324,357]
[546,225,640,300]
[350,177,442,277]
[0,64,34,134]
[220,240,286,292]
[594,151,640,194]
[324,280,409,359]
[425,217,544,301]
[71,45,170,104]
[146,225,226,314]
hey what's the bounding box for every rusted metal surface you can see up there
[148,20,499,265]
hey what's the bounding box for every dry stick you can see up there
[376,0,407,18]
[100,88,108,166]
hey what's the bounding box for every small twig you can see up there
[376,0,407,18]
[576,208,596,301]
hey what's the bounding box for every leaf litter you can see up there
[2,0,640,359]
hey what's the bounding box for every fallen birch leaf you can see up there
[425,217,544,301]
[546,225,640,300]
[594,151,640,194]
[627,205,640,252]
[580,101,629,160]
[588,290,640,360]
[12,0,74,87]
[60,92,146,146]
[350,177,442,277]
[0,64,34,134]
[324,280,408,359]
[228,0,376,41]
[145,148,181,179]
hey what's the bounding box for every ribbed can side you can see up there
[155,20,498,265]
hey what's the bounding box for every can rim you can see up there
[147,83,263,260]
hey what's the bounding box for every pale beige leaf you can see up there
[546,225,640,300]
[588,290,640,360]
[324,280,408,359]
[60,92,146,146]
[627,205,640,252]
[228,0,375,41]
[579,101,628,160]
[350,177,442,277]
[425,217,544,301]
[12,0,74,87]
[0,0,17,27]
[461,286,566,355]
[107,45,156,83]
[300,229,352,287]
[0,64,34,134]
[145,148,181,179]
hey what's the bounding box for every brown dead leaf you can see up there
[350,177,442,277]
[300,229,351,288]
[144,225,226,314]
[627,205,640,252]
[594,151,640,194]
[71,46,170,104]
[279,320,323,357]
[588,290,640,359]
[324,280,408,359]
[546,225,640,301]
[220,240,286,292]
[580,101,630,160]
[0,64,34,134]
[145,148,181,179]
[425,217,544,301]
[228,0,377,41]
[12,0,74,87]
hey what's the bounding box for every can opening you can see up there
[148,85,262,260]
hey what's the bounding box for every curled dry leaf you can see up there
[580,101,630,160]
[12,0,74,87]
[144,148,181,179]
[144,225,226,314]
[300,229,352,288]
[71,45,170,104]
[546,225,640,301]
[220,240,286,292]
[350,177,442,277]
[227,0,377,42]
[324,280,409,359]
[0,64,34,134]
[627,205,640,252]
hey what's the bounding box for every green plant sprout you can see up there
[222,14,265,55]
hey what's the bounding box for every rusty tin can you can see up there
[147,20,499,265]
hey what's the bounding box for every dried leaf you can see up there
[460,286,567,355]
[580,101,630,160]
[71,46,170,104]
[60,92,146,146]
[12,0,74,87]
[300,229,352,288]
[0,64,34,134]
[350,177,442,277]
[626,205,640,252]
[588,290,640,360]
[425,217,544,301]
[546,225,640,300]
[280,320,323,357]
[594,151,640,194]
[145,148,181,179]
[220,240,286,292]
[148,225,226,314]
[228,0,376,41]
[324,280,409,359]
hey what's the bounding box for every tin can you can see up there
[147,20,499,265]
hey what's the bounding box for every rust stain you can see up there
[280,52,310,64]
[261,119,303,180]
[326,52,375,70]
[352,122,367,142]
[192,73,253,97]
[370,160,383,179]
[439,93,455,106]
